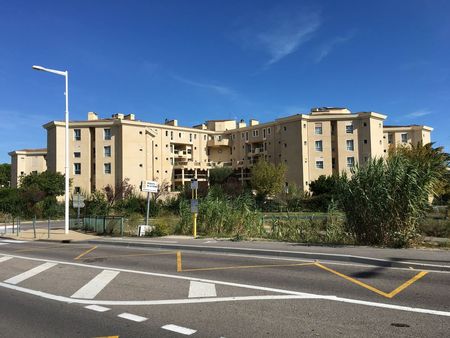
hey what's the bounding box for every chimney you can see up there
[165,119,178,126]
[124,113,135,121]
[112,113,124,120]
[249,119,259,126]
[238,119,246,128]
[87,112,98,121]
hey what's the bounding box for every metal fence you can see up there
[70,216,124,236]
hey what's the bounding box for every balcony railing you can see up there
[207,139,229,147]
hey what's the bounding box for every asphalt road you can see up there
[0,239,449,337]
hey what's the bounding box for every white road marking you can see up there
[0,243,8,246]
[118,313,147,322]
[4,262,57,285]
[162,324,197,335]
[85,304,110,312]
[71,270,119,299]
[189,281,217,298]
[1,254,450,317]
[0,240,27,244]
[0,256,13,263]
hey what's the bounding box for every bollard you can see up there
[17,217,20,236]
[12,218,15,235]
[48,218,50,239]
[33,215,37,239]
[120,217,124,237]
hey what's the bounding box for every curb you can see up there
[87,239,450,272]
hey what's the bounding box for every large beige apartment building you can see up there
[9,108,432,193]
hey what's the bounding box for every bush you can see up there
[337,155,436,247]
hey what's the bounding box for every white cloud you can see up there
[315,32,355,63]
[236,8,321,67]
[171,74,237,98]
[405,109,432,118]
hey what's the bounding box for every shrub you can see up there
[337,155,436,247]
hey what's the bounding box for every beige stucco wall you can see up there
[8,150,47,188]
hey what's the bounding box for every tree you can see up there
[250,159,286,199]
[209,167,233,186]
[20,171,65,197]
[0,163,11,188]
[309,175,339,196]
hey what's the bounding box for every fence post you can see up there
[48,217,50,239]
[103,217,106,234]
[12,218,14,235]
[120,217,124,237]
[33,215,36,239]
[17,217,20,236]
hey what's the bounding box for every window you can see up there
[74,129,81,141]
[171,131,173,140]
[315,140,323,152]
[241,133,244,139]
[347,157,355,168]
[388,134,393,144]
[252,130,259,137]
[189,133,192,142]
[203,135,206,141]
[283,126,287,131]
[346,140,354,151]
[346,124,354,134]
[268,127,271,135]
[316,160,324,169]
[104,163,111,174]
[263,128,266,138]
[245,132,249,141]
[104,146,111,157]
[315,123,322,135]
[363,122,367,127]
[284,143,287,148]
[332,158,336,169]
[74,152,81,158]
[165,131,168,137]
[179,132,182,138]
[401,133,408,143]
[74,163,81,175]
[364,139,368,144]
[74,187,81,194]
[232,134,236,140]
[104,128,111,140]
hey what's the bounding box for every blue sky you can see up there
[0,0,449,163]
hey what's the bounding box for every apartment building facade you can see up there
[9,108,433,193]
[8,148,47,188]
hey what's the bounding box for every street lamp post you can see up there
[32,65,70,235]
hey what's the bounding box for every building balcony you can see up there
[207,139,229,147]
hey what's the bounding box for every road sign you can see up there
[142,180,158,193]
[191,199,198,213]
[190,179,198,190]
[73,201,85,208]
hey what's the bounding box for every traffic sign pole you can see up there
[191,179,198,238]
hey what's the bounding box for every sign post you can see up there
[190,179,198,238]
[73,194,85,228]
[141,180,158,228]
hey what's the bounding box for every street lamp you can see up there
[32,65,70,235]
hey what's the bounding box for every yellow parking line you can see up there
[74,246,98,260]
[181,261,315,272]
[315,262,428,298]
[386,271,428,298]
[177,251,182,272]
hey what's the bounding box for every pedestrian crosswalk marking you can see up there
[71,270,119,299]
[4,262,57,285]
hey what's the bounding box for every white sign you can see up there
[190,179,198,190]
[138,225,154,236]
[141,180,158,193]
[191,199,198,213]
[73,201,85,208]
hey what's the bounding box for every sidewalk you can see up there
[89,236,450,272]
[0,228,98,242]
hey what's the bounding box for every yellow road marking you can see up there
[81,250,177,261]
[315,262,428,298]
[94,336,119,338]
[177,251,182,272]
[386,271,428,298]
[74,246,98,260]
[181,261,314,272]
